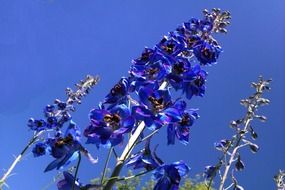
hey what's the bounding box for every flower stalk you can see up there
[0,131,43,189]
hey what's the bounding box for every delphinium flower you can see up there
[84,104,135,147]
[204,76,272,190]
[80,8,231,190]
[153,161,190,190]
[126,139,163,171]
[57,171,102,190]
[30,75,100,173]
[0,75,99,189]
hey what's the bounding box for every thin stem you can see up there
[0,131,43,188]
[218,83,266,190]
[136,129,159,146]
[103,169,154,184]
[208,80,269,190]
[100,147,113,185]
[112,148,118,159]
[72,152,82,190]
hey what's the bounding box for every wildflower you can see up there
[57,171,82,190]
[182,65,207,99]
[153,161,190,190]
[126,140,163,171]
[204,165,217,179]
[132,86,172,130]
[103,77,130,107]
[163,101,199,145]
[44,121,88,172]
[156,35,185,57]
[32,142,48,157]
[84,104,135,147]
[193,41,221,65]
[129,48,171,87]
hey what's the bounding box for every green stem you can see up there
[100,147,113,185]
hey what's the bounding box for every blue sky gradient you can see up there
[0,0,284,189]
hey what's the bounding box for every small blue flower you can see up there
[126,139,163,171]
[156,35,185,57]
[28,118,47,132]
[214,139,230,151]
[104,77,130,107]
[138,86,172,113]
[32,142,48,157]
[44,121,85,172]
[163,101,199,145]
[132,86,172,130]
[204,165,217,179]
[194,41,221,65]
[130,48,171,87]
[57,171,81,190]
[182,65,207,99]
[57,171,102,190]
[153,161,190,190]
[84,104,135,147]
[166,57,192,90]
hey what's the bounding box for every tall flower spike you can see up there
[102,9,230,190]
[205,76,271,190]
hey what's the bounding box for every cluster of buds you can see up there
[203,8,231,34]
[204,76,271,190]
[275,170,285,190]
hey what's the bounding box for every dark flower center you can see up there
[111,84,123,95]
[148,96,165,111]
[179,113,190,126]
[104,113,121,130]
[36,146,45,154]
[163,43,175,54]
[202,47,213,59]
[187,36,198,47]
[146,67,159,77]
[172,62,186,75]
[194,75,204,87]
[141,51,152,61]
[55,134,73,147]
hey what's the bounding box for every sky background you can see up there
[0,0,284,189]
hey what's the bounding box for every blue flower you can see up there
[57,171,102,190]
[126,139,163,171]
[138,86,172,113]
[182,65,207,99]
[44,121,85,172]
[166,57,192,90]
[129,48,171,88]
[193,41,221,65]
[84,104,135,147]
[163,101,199,145]
[153,161,190,190]
[28,118,47,132]
[156,35,185,57]
[32,142,48,157]
[57,171,82,190]
[104,77,130,107]
[132,86,172,130]
[204,165,217,179]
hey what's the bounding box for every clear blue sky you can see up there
[0,0,284,189]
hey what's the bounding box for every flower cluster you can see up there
[85,8,230,149]
[204,76,271,190]
[83,8,230,190]
[29,75,99,172]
